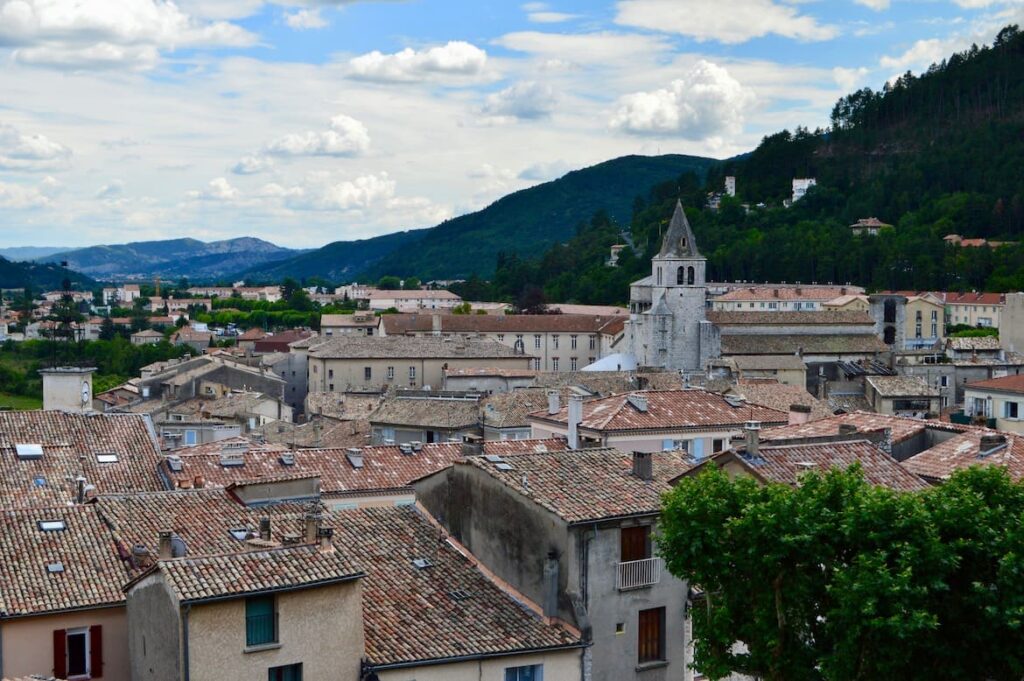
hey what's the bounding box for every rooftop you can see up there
[530,389,787,432]
[708,310,875,325]
[730,355,808,371]
[901,430,1024,482]
[368,289,461,300]
[0,411,164,509]
[714,286,856,302]
[866,375,940,398]
[724,382,833,421]
[762,411,972,444]
[721,334,887,356]
[320,313,379,327]
[445,367,540,378]
[682,440,928,491]
[369,398,480,430]
[965,373,1024,394]
[381,313,624,335]
[307,335,528,360]
[462,447,693,524]
[947,336,1002,352]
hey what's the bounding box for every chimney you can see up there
[431,314,442,336]
[542,552,560,617]
[75,476,86,504]
[547,390,561,415]
[567,394,584,449]
[259,517,272,541]
[788,403,812,425]
[317,526,335,553]
[838,424,859,437]
[744,421,761,455]
[304,510,320,543]
[632,451,653,481]
[158,530,173,560]
[193,475,204,489]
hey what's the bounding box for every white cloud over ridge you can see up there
[613,0,837,44]
[348,41,487,82]
[610,60,754,139]
[0,124,71,170]
[0,0,255,70]
[263,115,370,157]
[482,81,558,120]
[0,175,60,209]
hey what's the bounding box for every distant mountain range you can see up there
[35,237,302,282]
[241,154,716,283]
[0,246,70,261]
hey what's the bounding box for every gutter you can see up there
[183,603,191,681]
[179,572,367,607]
[366,642,589,671]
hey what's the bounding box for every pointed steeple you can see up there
[658,200,701,258]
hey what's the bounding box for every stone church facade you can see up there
[626,200,720,372]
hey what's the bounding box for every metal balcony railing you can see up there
[616,557,662,590]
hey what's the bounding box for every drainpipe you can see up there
[182,604,192,681]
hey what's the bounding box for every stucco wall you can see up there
[187,580,364,681]
[2,606,129,681]
[127,573,182,681]
[374,649,582,681]
[309,356,533,392]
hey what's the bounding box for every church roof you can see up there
[658,200,701,259]
[647,292,672,316]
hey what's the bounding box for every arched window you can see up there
[883,325,896,345]
[687,266,695,286]
[656,267,662,286]
[676,266,685,285]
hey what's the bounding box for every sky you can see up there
[0,0,1021,249]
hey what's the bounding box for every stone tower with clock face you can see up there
[40,366,97,413]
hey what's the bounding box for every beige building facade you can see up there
[1,606,129,681]
[374,649,582,681]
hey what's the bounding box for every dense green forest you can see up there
[465,26,1024,306]
[0,256,95,291]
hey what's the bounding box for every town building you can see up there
[711,285,855,312]
[320,312,379,337]
[528,389,787,457]
[415,447,694,681]
[849,217,892,236]
[369,394,481,445]
[380,313,625,372]
[443,367,539,394]
[792,178,816,202]
[863,375,941,417]
[130,328,165,345]
[626,201,719,372]
[368,288,462,312]
[305,335,533,392]
[963,374,1024,434]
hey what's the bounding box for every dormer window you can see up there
[38,520,66,532]
[15,444,43,460]
[95,452,119,463]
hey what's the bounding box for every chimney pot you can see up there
[547,390,561,415]
[632,451,654,481]
[317,526,335,552]
[788,403,812,425]
[304,511,320,543]
[193,475,204,489]
[158,530,173,560]
[259,517,272,541]
[744,421,761,455]
[568,394,584,449]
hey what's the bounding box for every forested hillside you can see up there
[474,26,1024,305]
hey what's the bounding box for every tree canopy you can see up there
[658,464,1024,681]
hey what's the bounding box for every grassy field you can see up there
[0,392,42,410]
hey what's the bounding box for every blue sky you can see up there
[0,0,1020,249]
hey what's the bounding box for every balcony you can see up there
[616,557,662,591]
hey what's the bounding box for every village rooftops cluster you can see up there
[721,334,888,355]
[380,313,626,335]
[706,310,875,325]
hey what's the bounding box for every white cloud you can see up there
[285,8,327,30]
[518,159,574,181]
[348,41,487,82]
[854,0,890,10]
[880,37,952,70]
[0,0,256,70]
[0,175,59,209]
[832,66,869,91]
[263,114,370,157]
[232,154,274,174]
[614,0,838,44]
[96,180,124,199]
[494,31,672,64]
[187,177,240,201]
[481,81,558,120]
[528,11,580,23]
[0,123,71,171]
[609,60,755,139]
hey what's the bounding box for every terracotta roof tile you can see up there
[382,313,624,335]
[901,430,1024,482]
[708,310,874,325]
[714,286,856,302]
[308,335,528,360]
[721,334,887,355]
[0,411,164,509]
[369,398,479,430]
[865,375,940,397]
[947,336,1002,351]
[762,411,973,444]
[965,374,1024,394]
[462,447,692,524]
[530,389,787,433]
[725,383,833,421]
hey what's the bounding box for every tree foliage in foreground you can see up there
[659,465,1024,681]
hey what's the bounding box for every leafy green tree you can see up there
[377,276,401,290]
[98,316,116,341]
[279,277,299,301]
[659,464,1024,681]
[402,276,421,290]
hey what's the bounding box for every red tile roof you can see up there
[761,411,972,444]
[0,411,164,509]
[382,313,624,335]
[901,430,1024,482]
[715,286,853,302]
[965,374,1024,394]
[462,447,693,524]
[530,389,787,433]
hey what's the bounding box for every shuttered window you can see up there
[620,526,651,562]
[245,595,277,646]
[638,607,666,664]
[53,626,102,679]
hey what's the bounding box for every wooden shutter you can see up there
[53,629,67,679]
[638,608,664,663]
[620,526,650,563]
[90,625,104,678]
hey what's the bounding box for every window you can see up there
[387,366,394,380]
[328,369,333,379]
[570,335,578,349]
[768,302,778,310]
[552,358,559,371]
[940,376,948,387]
[497,334,505,342]
[184,430,196,446]
[687,266,695,286]
[621,525,651,562]
[505,665,543,681]
[676,266,685,285]
[269,663,302,681]
[656,267,662,286]
[663,439,688,452]
[589,357,596,365]
[328,384,334,391]
[364,367,372,381]
[712,438,725,453]
[38,519,66,531]
[1006,401,1019,419]
[553,335,559,349]
[408,366,416,380]
[638,607,666,664]
[246,595,277,646]
[589,335,596,350]
[570,358,577,371]
[53,626,101,680]
[534,335,541,349]
[95,452,118,463]
[915,323,922,338]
